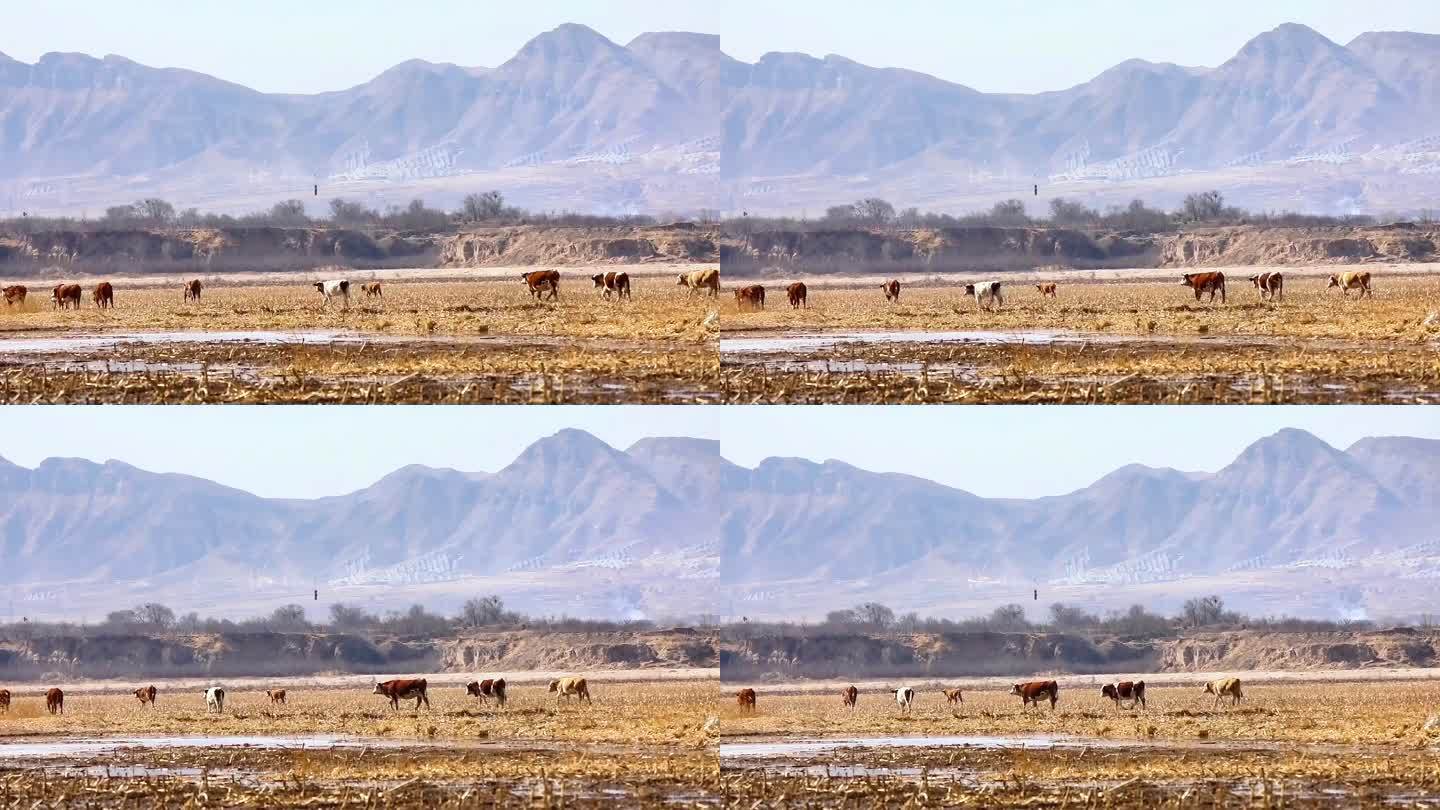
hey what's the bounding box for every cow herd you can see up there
[734,677,1247,714]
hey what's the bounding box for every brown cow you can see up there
[590,272,632,300]
[52,284,81,309]
[842,685,858,708]
[522,270,560,301]
[736,688,757,712]
[0,689,9,713]
[1101,680,1146,709]
[465,677,508,707]
[1010,680,1059,711]
[1328,271,1373,298]
[942,688,964,705]
[678,268,720,297]
[3,285,26,307]
[92,281,115,309]
[549,676,592,703]
[881,279,901,302]
[267,689,287,705]
[46,687,64,715]
[362,281,383,299]
[734,285,765,312]
[1249,272,1283,302]
[134,685,157,706]
[786,282,808,309]
[1181,272,1226,303]
[1035,283,1057,298]
[183,279,202,302]
[373,678,430,710]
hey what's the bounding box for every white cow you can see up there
[205,686,225,713]
[895,687,916,712]
[314,279,351,309]
[964,281,1003,311]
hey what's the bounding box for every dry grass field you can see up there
[720,273,1440,403]
[0,271,720,403]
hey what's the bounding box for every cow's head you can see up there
[465,682,481,696]
[1327,275,1341,288]
[677,274,687,286]
[1202,682,1216,695]
[1180,274,1196,287]
[1101,684,1117,699]
[313,282,325,292]
[1248,275,1262,286]
[371,682,385,695]
[548,679,560,693]
[1009,684,1023,696]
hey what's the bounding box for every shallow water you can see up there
[0,734,382,758]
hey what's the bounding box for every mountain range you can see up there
[5,23,1440,216]
[721,429,1440,621]
[0,430,719,621]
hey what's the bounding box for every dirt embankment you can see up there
[1159,223,1440,267]
[438,224,720,266]
[0,628,717,681]
[722,628,1440,681]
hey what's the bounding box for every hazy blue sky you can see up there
[4,1,1439,94]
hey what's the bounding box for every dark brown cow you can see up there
[842,685,858,708]
[942,688,964,705]
[1249,272,1283,302]
[881,279,901,302]
[736,688,757,712]
[52,284,81,309]
[0,689,9,713]
[267,689,287,705]
[1035,283,1057,298]
[184,279,202,302]
[786,282,808,309]
[373,678,429,710]
[590,272,632,300]
[362,281,383,299]
[1101,680,1146,709]
[134,685,157,706]
[522,270,560,301]
[92,281,115,309]
[465,678,508,707]
[3,285,26,307]
[734,285,765,312]
[46,687,64,715]
[1010,680,1059,711]
[1181,272,1226,303]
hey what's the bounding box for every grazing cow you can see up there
[361,281,383,299]
[895,687,916,712]
[881,279,901,302]
[548,676,592,703]
[464,678,507,707]
[964,281,1003,311]
[522,270,561,301]
[736,688,757,712]
[942,688,964,705]
[3,285,26,307]
[786,282,808,309]
[1101,680,1146,709]
[266,689,287,705]
[92,281,114,309]
[205,686,225,713]
[134,685,157,707]
[1249,272,1283,302]
[314,279,351,309]
[1035,283,1057,298]
[183,279,202,302]
[590,272,632,300]
[1010,680,1059,711]
[677,268,720,297]
[1328,271,1373,298]
[734,285,765,312]
[1203,678,1243,708]
[373,678,430,710]
[0,689,9,713]
[1181,272,1227,303]
[52,284,81,310]
[842,685,858,708]
[45,687,63,715]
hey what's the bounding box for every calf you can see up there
[842,685,858,708]
[373,678,429,710]
[1328,271,1373,298]
[1181,272,1226,303]
[205,686,225,713]
[183,279,202,302]
[0,689,9,713]
[3,285,26,307]
[786,282,808,309]
[266,689,287,705]
[522,270,561,301]
[361,281,383,299]
[1035,283,1057,298]
[464,678,507,707]
[549,676,592,703]
[1011,680,1059,711]
[134,685,157,707]
[895,687,916,712]
[734,285,766,312]
[881,279,901,302]
[1249,272,1283,302]
[92,281,115,309]
[314,279,351,309]
[46,687,63,715]
[52,284,81,310]
[942,688,963,705]
[1203,677,1243,708]
[964,281,1003,311]
[678,268,720,297]
[1101,680,1146,709]
[736,688,757,712]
